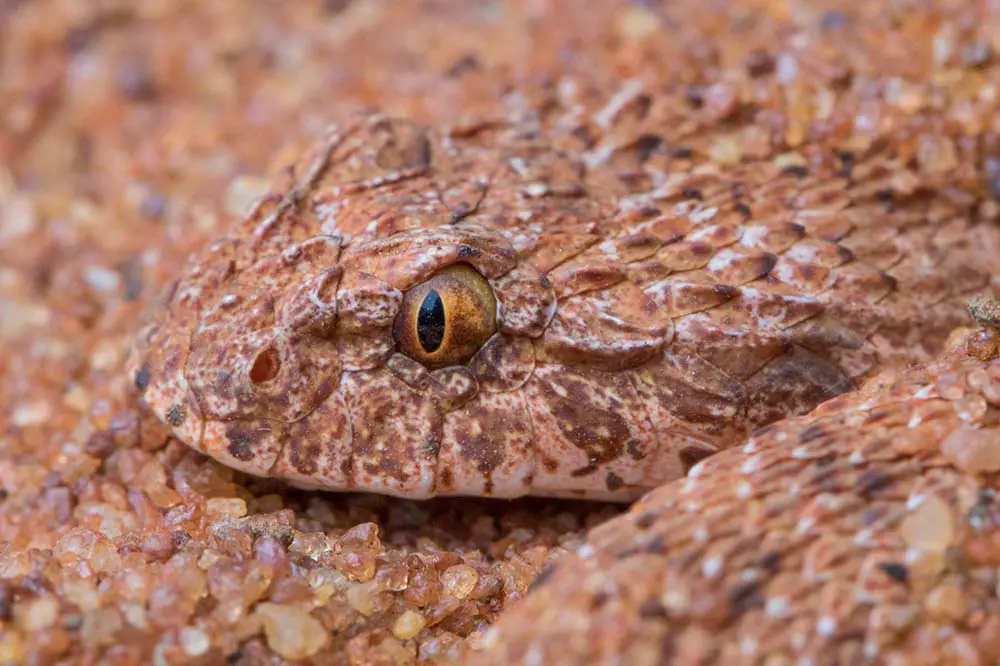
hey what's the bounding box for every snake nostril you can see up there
[249,347,281,384]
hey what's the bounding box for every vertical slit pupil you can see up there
[417,290,446,353]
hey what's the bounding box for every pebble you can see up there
[942,426,1000,474]
[255,603,329,660]
[179,626,212,657]
[899,495,955,553]
[393,610,428,640]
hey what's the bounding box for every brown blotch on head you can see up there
[542,379,629,466]
[225,426,259,462]
[438,467,455,492]
[287,436,319,476]
[456,431,504,475]
[605,470,624,492]
[571,462,599,478]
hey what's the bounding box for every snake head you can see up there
[132,112,902,501]
[127,213,561,496]
[126,114,677,500]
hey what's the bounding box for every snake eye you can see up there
[393,264,497,369]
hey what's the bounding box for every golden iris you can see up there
[393,264,497,369]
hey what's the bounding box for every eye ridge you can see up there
[417,289,446,353]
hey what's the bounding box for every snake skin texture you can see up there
[123,0,1000,662]
[471,331,1000,664]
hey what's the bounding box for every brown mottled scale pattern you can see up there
[470,333,1000,665]
[129,99,1000,501]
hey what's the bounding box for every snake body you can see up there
[126,0,1000,662]
[474,335,1000,664]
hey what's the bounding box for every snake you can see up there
[125,1,1000,663]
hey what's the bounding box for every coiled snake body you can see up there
[128,3,1000,662]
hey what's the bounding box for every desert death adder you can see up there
[124,4,1000,663]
